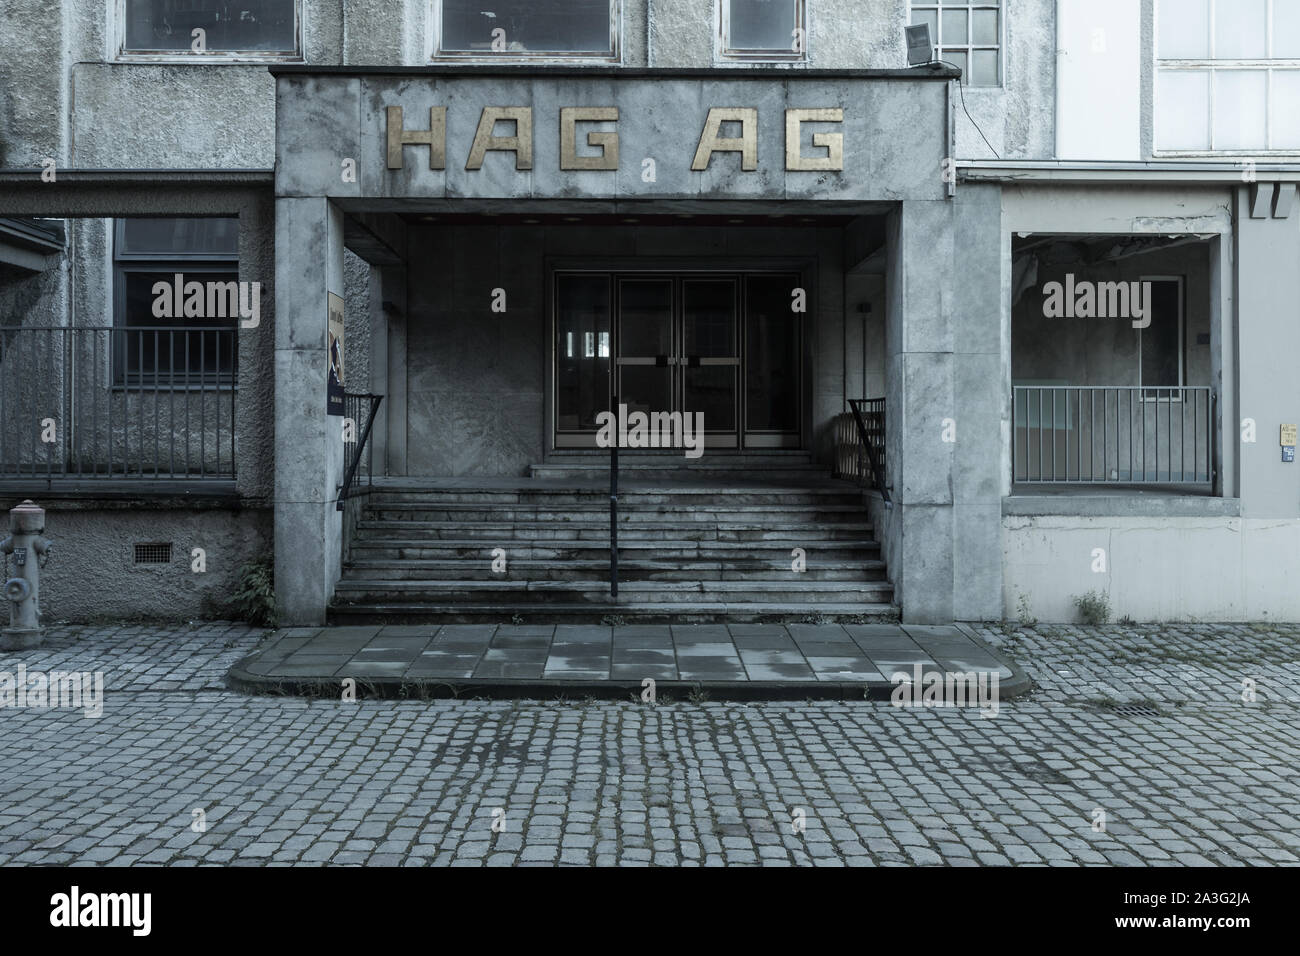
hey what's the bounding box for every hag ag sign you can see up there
[271,69,954,201]
[386,105,845,173]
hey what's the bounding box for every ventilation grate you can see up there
[133,542,173,565]
[1111,703,1163,718]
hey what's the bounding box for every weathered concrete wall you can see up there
[884,184,1005,624]
[0,498,272,622]
[1003,510,1300,623]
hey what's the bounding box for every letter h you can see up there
[387,106,447,170]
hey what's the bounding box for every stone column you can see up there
[274,198,346,624]
[886,187,1005,623]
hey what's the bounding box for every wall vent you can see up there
[133,542,173,565]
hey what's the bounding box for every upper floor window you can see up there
[910,2,1002,86]
[719,1,808,62]
[120,0,300,59]
[1156,0,1300,151]
[433,0,620,61]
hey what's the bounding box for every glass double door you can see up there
[616,276,739,449]
[553,271,802,450]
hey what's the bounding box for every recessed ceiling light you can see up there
[728,218,744,224]
[623,218,639,223]
[564,216,581,222]
[522,218,540,224]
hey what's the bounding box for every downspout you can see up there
[1054,0,1063,160]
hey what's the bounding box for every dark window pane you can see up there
[441,0,613,54]
[554,274,609,431]
[120,218,239,257]
[118,271,238,385]
[745,274,800,433]
[729,0,799,51]
[125,1,297,52]
[1141,280,1182,389]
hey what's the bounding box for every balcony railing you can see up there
[0,325,237,484]
[1013,386,1215,487]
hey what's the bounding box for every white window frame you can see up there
[909,0,1004,88]
[715,0,808,65]
[429,0,622,64]
[1154,0,1300,155]
[113,0,304,63]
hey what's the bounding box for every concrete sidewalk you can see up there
[228,622,1029,700]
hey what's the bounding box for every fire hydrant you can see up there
[1,500,51,650]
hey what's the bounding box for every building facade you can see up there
[0,1,1297,626]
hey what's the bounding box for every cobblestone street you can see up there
[0,621,1296,866]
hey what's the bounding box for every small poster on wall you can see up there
[327,291,345,416]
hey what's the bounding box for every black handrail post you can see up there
[609,392,619,600]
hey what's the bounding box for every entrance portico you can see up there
[271,66,1006,628]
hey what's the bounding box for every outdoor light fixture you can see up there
[905,24,933,67]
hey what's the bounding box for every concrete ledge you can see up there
[1003,494,1240,518]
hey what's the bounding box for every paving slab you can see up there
[229,622,1029,700]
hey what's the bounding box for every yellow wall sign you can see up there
[1280,424,1297,446]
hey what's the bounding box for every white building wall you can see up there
[1055,0,1141,160]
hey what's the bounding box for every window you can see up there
[113,218,239,387]
[910,2,1001,86]
[720,1,807,62]
[1139,278,1184,394]
[1156,0,1300,152]
[121,1,300,58]
[434,0,619,60]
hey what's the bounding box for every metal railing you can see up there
[338,392,383,567]
[608,392,619,600]
[0,325,236,483]
[1013,386,1215,486]
[834,398,889,502]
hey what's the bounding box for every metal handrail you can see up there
[337,393,383,509]
[848,398,890,504]
[609,392,619,600]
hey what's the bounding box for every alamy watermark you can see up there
[151,273,260,328]
[1042,274,1152,329]
[890,664,1000,718]
[0,665,103,718]
[595,404,705,459]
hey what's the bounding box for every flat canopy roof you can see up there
[269,65,960,81]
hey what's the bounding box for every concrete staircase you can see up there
[329,459,895,624]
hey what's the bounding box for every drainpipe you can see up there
[1054,0,1063,160]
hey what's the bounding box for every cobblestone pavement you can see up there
[0,621,1297,866]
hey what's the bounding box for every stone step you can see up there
[348,540,882,561]
[327,601,898,625]
[363,503,869,522]
[332,579,895,605]
[343,558,888,582]
[351,521,876,541]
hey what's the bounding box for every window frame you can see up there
[429,0,622,64]
[114,0,304,63]
[1154,0,1300,155]
[909,0,1004,88]
[112,219,241,389]
[716,0,809,65]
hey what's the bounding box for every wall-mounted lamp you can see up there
[905,24,933,67]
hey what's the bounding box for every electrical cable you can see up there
[932,58,1002,160]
